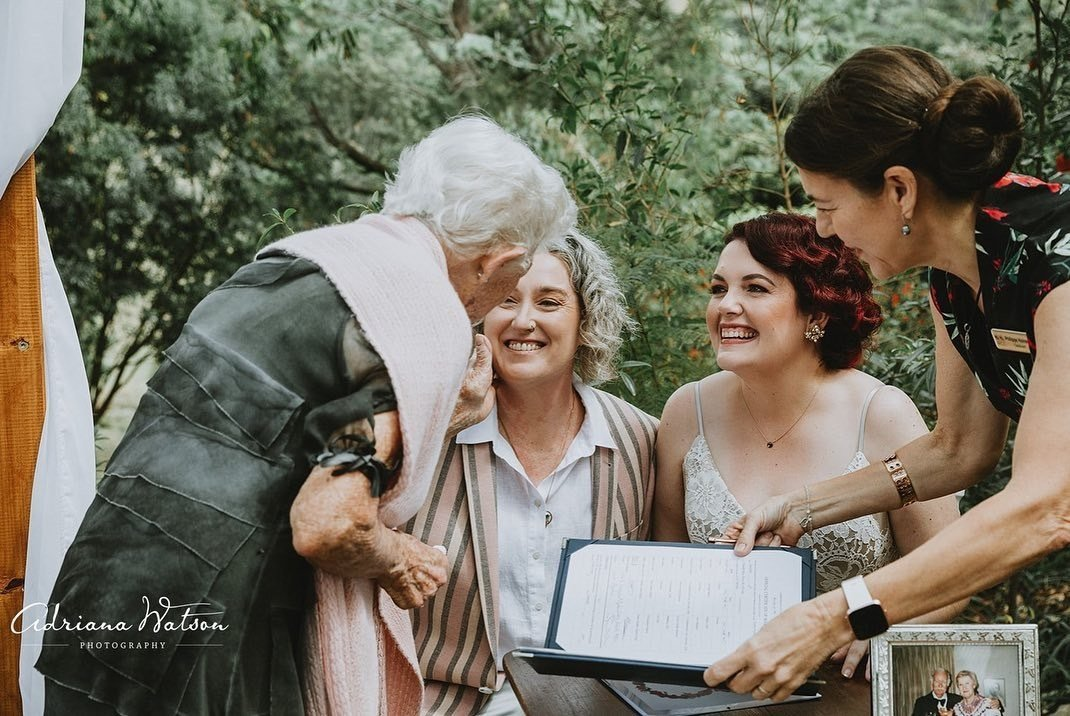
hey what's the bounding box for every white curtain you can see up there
[1,2,96,715]
[0,0,85,196]
[19,205,96,715]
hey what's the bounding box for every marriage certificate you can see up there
[547,540,813,667]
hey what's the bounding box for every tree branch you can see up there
[450,0,470,37]
[379,8,458,81]
[95,320,156,421]
[307,102,390,175]
[242,141,380,196]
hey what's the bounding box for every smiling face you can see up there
[798,167,908,281]
[483,252,582,386]
[706,240,814,374]
[931,671,950,698]
[956,674,977,698]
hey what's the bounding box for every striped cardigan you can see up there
[405,389,658,715]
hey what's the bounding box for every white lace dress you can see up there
[683,383,899,594]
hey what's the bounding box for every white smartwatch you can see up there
[841,575,889,640]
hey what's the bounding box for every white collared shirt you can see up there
[455,379,616,669]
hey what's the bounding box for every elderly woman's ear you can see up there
[447,243,531,321]
[479,243,530,279]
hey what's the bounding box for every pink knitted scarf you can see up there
[261,214,472,715]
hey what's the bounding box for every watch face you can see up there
[847,603,889,640]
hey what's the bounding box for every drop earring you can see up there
[901,217,912,236]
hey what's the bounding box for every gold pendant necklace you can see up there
[740,381,821,448]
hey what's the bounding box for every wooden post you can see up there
[0,156,44,716]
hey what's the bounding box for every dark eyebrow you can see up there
[710,272,775,284]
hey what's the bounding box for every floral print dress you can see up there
[930,173,1070,420]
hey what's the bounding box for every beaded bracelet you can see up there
[800,484,814,537]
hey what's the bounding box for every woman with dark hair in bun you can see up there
[705,46,1070,702]
[654,213,965,683]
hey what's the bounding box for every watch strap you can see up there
[841,575,873,612]
[841,575,890,640]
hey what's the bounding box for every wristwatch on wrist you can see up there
[840,575,889,640]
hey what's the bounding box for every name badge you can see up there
[991,328,1031,353]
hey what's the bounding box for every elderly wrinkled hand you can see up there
[377,531,449,609]
[448,334,496,436]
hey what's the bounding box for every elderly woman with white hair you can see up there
[951,671,1002,716]
[38,116,575,716]
[406,231,658,716]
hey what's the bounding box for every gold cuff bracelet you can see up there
[882,453,917,507]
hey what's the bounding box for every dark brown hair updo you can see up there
[725,213,882,370]
[785,45,1024,199]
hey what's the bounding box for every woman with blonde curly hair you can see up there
[407,230,658,716]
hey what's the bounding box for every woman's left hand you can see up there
[704,597,850,700]
[829,639,871,680]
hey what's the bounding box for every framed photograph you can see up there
[870,624,1039,716]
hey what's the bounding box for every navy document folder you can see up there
[513,539,821,712]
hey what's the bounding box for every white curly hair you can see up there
[382,114,576,258]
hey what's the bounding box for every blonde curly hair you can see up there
[543,230,636,385]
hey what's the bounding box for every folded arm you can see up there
[291,409,447,609]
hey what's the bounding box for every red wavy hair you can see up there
[724,212,882,370]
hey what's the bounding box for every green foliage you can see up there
[989,0,1070,180]
[38,0,356,422]
[257,207,298,248]
[543,1,714,410]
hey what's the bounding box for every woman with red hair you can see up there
[654,212,965,681]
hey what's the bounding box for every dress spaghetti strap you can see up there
[856,385,885,454]
[693,382,707,443]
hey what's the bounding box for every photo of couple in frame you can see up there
[870,625,1038,716]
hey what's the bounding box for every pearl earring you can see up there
[804,324,825,343]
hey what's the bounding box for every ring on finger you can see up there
[754,684,772,698]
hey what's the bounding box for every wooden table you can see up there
[503,653,871,715]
